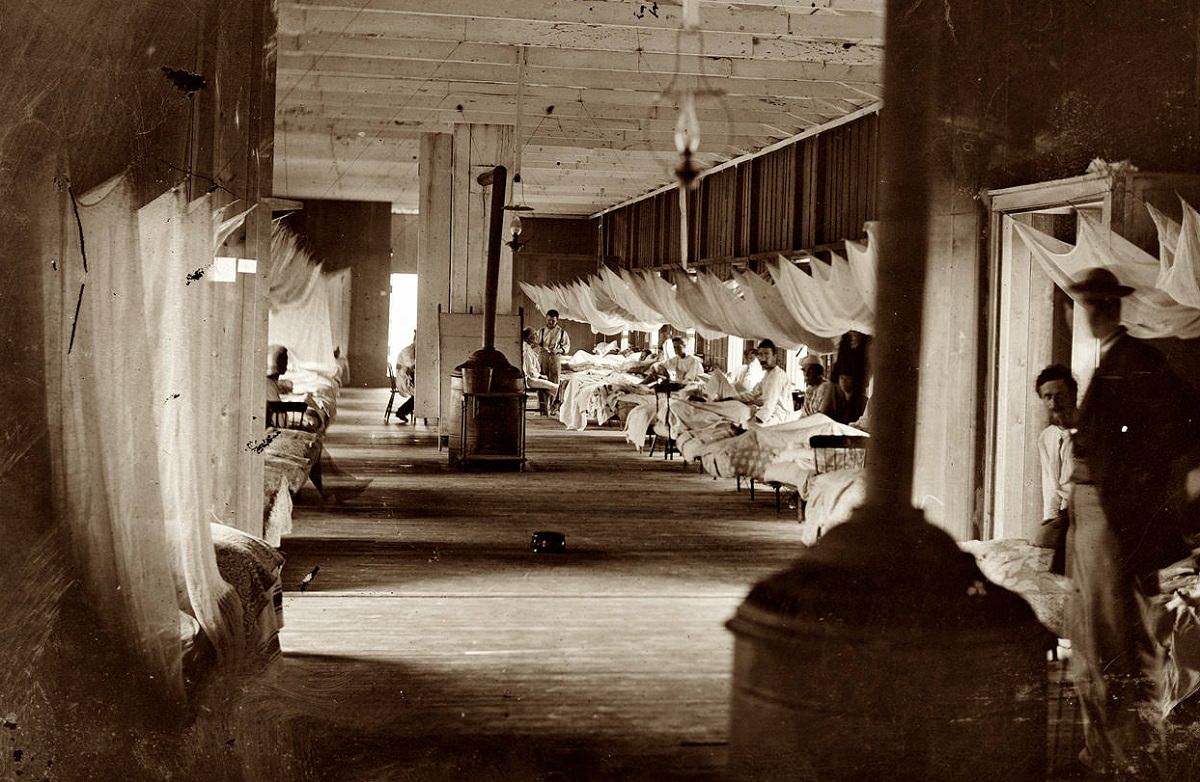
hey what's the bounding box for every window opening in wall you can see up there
[388,273,418,366]
[727,336,745,374]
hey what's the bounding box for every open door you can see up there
[988,209,1087,541]
[983,167,1200,541]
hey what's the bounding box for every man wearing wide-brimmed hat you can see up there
[1066,266,1200,778]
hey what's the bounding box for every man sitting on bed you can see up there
[799,355,835,417]
[753,340,794,426]
[649,337,704,384]
[1035,363,1076,573]
[523,328,560,413]
[701,348,764,402]
[732,348,765,396]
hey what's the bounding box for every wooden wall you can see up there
[598,112,880,272]
[0,0,278,772]
[514,217,598,351]
[288,200,394,386]
[907,0,1200,539]
[2,0,278,546]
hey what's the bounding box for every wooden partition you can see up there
[437,311,524,441]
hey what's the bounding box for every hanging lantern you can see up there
[674,91,702,190]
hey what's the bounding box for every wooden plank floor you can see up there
[274,388,809,781]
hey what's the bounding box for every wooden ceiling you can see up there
[274,0,884,216]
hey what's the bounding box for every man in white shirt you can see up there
[753,340,794,425]
[730,349,765,396]
[800,354,835,417]
[1034,363,1076,572]
[533,310,570,383]
[701,349,763,402]
[653,336,704,383]
[391,340,416,423]
[522,328,559,414]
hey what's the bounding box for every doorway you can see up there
[988,208,1090,541]
[388,273,419,366]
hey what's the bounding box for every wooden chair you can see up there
[384,366,401,422]
[267,401,308,430]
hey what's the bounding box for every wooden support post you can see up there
[417,133,454,420]
[451,124,516,315]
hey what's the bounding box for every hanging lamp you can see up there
[504,45,534,252]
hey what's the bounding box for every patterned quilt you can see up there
[262,428,321,497]
[211,522,285,668]
[701,414,866,482]
[959,539,1074,636]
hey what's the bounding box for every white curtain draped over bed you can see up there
[42,173,186,703]
[518,228,877,350]
[138,187,245,666]
[41,171,267,700]
[325,267,353,355]
[1013,211,1200,339]
[268,222,339,369]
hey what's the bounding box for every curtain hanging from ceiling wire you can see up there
[1146,198,1200,310]
[515,226,878,347]
[1012,211,1200,339]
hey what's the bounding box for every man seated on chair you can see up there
[648,336,705,384]
[522,328,560,413]
[392,340,416,424]
[267,344,295,403]
[753,340,795,426]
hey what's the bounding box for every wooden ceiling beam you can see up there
[276,84,847,122]
[277,105,804,139]
[277,134,721,165]
[277,34,883,84]
[278,89,834,126]
[277,73,867,114]
[736,0,883,10]
[277,53,878,101]
[278,9,883,64]
[277,119,775,155]
[281,0,883,42]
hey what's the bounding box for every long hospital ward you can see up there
[5,2,1200,781]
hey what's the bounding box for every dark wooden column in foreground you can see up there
[725,2,1054,779]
